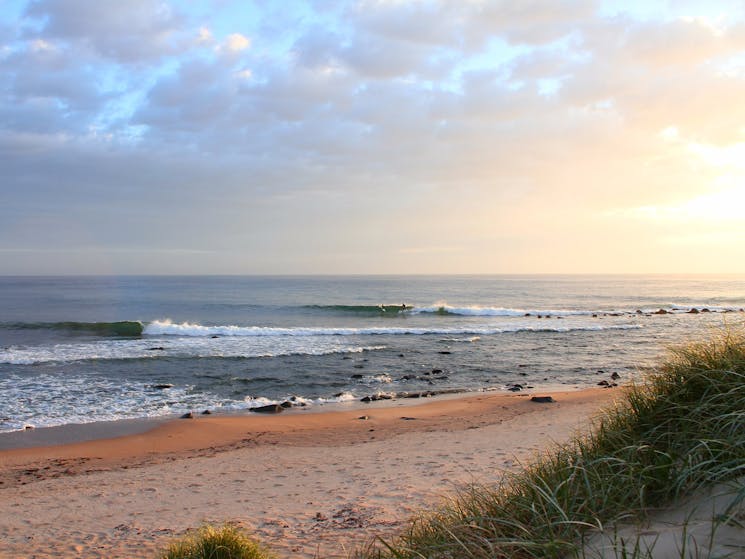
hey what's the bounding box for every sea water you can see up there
[0,275,743,433]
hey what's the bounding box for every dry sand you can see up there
[582,477,745,559]
[0,389,618,559]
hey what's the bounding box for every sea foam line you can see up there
[411,304,744,317]
[144,319,641,337]
[0,340,386,365]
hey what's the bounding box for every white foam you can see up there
[0,321,645,365]
[414,305,602,317]
[0,338,387,365]
[142,319,643,339]
[0,373,365,433]
[0,373,205,432]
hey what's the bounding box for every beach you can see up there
[0,388,617,558]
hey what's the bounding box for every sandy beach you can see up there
[0,389,618,558]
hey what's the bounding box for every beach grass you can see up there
[358,328,745,559]
[159,524,274,559]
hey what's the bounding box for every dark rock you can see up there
[201,409,212,415]
[653,309,669,315]
[280,401,293,408]
[361,393,394,402]
[701,308,710,313]
[636,309,643,314]
[438,351,452,355]
[687,308,700,314]
[211,335,219,339]
[351,374,364,379]
[400,416,417,420]
[353,364,364,369]
[357,415,370,420]
[531,396,555,403]
[315,512,327,521]
[250,404,283,414]
[598,380,610,387]
[180,412,194,419]
[404,391,434,398]
[592,314,598,318]
[333,392,346,398]
[610,372,620,380]
[398,353,405,357]
[151,384,173,389]
[147,347,165,351]
[360,395,393,402]
[431,368,443,374]
[342,356,353,360]
[508,385,522,392]
[24,425,34,430]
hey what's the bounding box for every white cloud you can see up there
[220,33,251,53]
[196,26,213,45]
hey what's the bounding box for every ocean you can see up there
[1,275,743,434]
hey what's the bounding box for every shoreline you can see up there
[0,383,605,451]
[0,386,619,558]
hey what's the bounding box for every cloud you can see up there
[220,32,251,53]
[2,0,745,274]
[24,0,186,62]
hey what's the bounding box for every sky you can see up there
[1,0,744,275]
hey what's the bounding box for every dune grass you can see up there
[359,328,745,559]
[159,524,274,559]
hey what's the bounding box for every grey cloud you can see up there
[134,59,237,132]
[351,1,465,47]
[291,26,344,69]
[24,0,187,62]
[4,50,104,113]
[470,0,595,45]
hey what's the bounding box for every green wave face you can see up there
[5,321,144,337]
[304,304,413,315]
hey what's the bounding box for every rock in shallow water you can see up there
[250,404,283,414]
